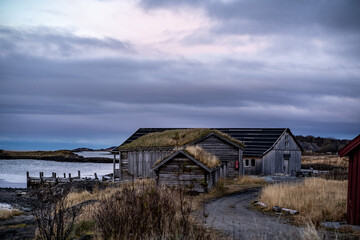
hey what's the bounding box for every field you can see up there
[259,178,347,225]
[301,154,348,169]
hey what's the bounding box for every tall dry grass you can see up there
[259,178,347,224]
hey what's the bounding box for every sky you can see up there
[0,0,359,150]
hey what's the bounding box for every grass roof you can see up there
[154,145,221,169]
[120,128,245,150]
[184,146,221,169]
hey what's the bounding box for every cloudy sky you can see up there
[0,0,359,150]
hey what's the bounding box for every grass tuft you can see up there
[0,208,22,220]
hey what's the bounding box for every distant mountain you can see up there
[295,135,350,154]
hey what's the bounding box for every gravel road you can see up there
[203,188,325,240]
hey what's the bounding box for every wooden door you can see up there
[284,160,289,174]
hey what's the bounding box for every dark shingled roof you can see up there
[121,128,301,157]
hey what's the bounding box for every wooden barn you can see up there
[120,128,302,176]
[152,147,221,192]
[339,134,360,226]
[111,129,244,181]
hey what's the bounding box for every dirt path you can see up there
[203,188,315,240]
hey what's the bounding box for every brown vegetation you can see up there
[93,183,216,239]
[259,178,347,224]
[302,155,348,169]
[120,128,244,149]
[0,208,22,220]
[184,145,221,168]
[33,186,82,240]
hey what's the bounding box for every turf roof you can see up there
[153,145,221,169]
[119,128,244,150]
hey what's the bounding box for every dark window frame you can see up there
[251,159,256,167]
[244,159,250,167]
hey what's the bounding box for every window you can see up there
[251,159,256,167]
[285,134,289,148]
[244,159,249,167]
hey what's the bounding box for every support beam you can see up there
[113,153,116,183]
[119,151,122,181]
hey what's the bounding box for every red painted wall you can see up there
[347,147,360,225]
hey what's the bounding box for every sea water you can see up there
[0,158,113,188]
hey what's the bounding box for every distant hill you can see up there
[71,146,117,152]
[295,135,350,154]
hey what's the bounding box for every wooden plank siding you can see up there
[195,135,242,178]
[339,134,360,226]
[243,158,262,175]
[155,153,219,193]
[262,132,301,176]
[120,150,173,180]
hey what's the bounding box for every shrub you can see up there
[33,186,82,240]
[93,182,215,239]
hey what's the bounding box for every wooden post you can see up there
[238,149,242,177]
[26,171,30,188]
[64,173,66,178]
[78,170,80,178]
[119,150,122,181]
[69,173,72,182]
[113,154,116,183]
[40,172,44,185]
[94,173,98,180]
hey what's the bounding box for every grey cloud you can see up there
[0,26,133,57]
[139,0,360,33]
[139,0,360,61]
[0,24,359,149]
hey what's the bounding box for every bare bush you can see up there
[33,186,82,240]
[93,183,214,239]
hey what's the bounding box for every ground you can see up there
[0,188,36,240]
[0,178,358,240]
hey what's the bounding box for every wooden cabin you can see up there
[339,134,360,226]
[152,148,221,192]
[120,128,302,176]
[111,129,244,181]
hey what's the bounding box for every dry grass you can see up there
[120,128,244,149]
[0,208,22,220]
[259,178,347,224]
[234,175,267,185]
[185,145,221,168]
[193,177,267,210]
[302,155,348,168]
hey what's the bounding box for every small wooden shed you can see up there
[339,134,360,226]
[152,147,221,193]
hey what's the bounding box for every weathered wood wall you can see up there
[195,135,241,178]
[262,133,301,176]
[156,154,218,192]
[243,158,262,175]
[120,150,173,180]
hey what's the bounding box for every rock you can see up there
[273,206,282,212]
